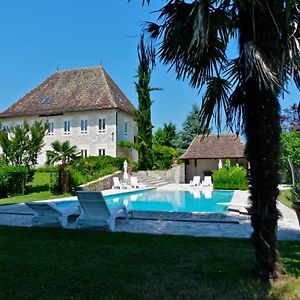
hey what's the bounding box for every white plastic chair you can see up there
[130,176,145,189]
[76,191,129,230]
[25,202,80,227]
[201,176,212,187]
[189,176,201,186]
[112,177,129,189]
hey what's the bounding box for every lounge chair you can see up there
[76,191,129,230]
[189,176,201,186]
[201,176,212,187]
[112,177,129,189]
[130,176,146,189]
[25,202,80,227]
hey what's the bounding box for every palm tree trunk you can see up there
[244,85,282,278]
[238,0,283,279]
[59,166,69,193]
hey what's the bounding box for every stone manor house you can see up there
[0,66,138,165]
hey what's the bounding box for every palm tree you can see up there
[134,0,300,278]
[46,140,80,193]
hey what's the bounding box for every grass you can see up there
[0,172,72,206]
[0,227,299,300]
[278,190,293,209]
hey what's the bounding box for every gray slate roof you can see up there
[181,134,246,159]
[0,66,136,118]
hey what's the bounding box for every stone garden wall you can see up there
[77,171,122,191]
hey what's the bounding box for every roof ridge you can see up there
[56,66,102,73]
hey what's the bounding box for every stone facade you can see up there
[137,164,185,184]
[0,108,138,166]
[0,66,138,166]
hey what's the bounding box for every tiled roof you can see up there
[181,134,246,159]
[0,66,136,117]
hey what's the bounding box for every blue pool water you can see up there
[56,190,233,213]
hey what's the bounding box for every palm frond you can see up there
[241,41,281,92]
[145,0,231,90]
[272,0,300,92]
[226,85,246,134]
[198,75,231,134]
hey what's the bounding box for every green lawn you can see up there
[278,190,293,209]
[0,227,299,300]
[0,172,72,205]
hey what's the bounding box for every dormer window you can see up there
[41,97,51,105]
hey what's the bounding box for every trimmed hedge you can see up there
[212,161,248,190]
[0,166,34,198]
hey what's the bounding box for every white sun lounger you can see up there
[112,177,129,189]
[25,202,80,227]
[76,191,129,230]
[201,176,212,187]
[189,176,201,186]
[130,176,145,189]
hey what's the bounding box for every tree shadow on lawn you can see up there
[27,184,49,194]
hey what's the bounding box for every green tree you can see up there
[27,121,48,166]
[280,131,300,168]
[134,0,300,278]
[46,140,80,193]
[176,103,206,153]
[153,122,177,148]
[134,34,158,170]
[152,144,179,170]
[0,121,47,167]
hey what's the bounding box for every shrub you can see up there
[152,145,180,170]
[0,166,34,198]
[212,160,248,190]
[68,156,124,187]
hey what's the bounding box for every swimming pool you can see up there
[56,189,233,213]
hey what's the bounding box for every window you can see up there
[98,148,106,156]
[41,97,51,105]
[80,120,88,134]
[64,121,70,135]
[194,159,197,167]
[81,149,88,157]
[124,122,128,135]
[47,122,54,135]
[186,160,189,165]
[17,123,24,129]
[98,118,106,132]
[2,125,9,132]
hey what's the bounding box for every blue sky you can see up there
[0,0,298,132]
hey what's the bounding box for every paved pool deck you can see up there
[0,184,299,241]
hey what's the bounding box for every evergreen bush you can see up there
[212,160,248,190]
[68,156,125,187]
